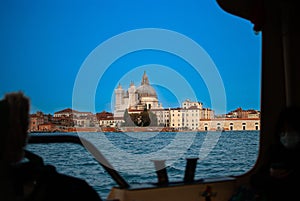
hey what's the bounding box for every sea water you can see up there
[27,131,259,199]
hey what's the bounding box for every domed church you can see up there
[114,71,163,118]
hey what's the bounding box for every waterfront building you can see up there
[202,108,215,119]
[53,108,93,118]
[182,99,203,109]
[30,113,44,131]
[170,108,190,130]
[150,108,171,127]
[226,107,260,119]
[29,111,52,132]
[54,108,98,128]
[118,98,215,130]
[199,118,260,131]
[114,71,163,118]
[141,99,213,131]
[168,100,214,131]
[97,111,124,128]
[38,123,56,132]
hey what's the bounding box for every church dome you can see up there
[136,85,157,98]
[136,72,157,98]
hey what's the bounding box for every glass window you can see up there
[1,0,261,198]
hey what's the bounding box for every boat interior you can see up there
[23,0,300,200]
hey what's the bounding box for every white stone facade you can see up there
[114,72,163,117]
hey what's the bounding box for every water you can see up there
[27,131,259,199]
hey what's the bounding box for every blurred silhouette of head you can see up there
[0,92,30,163]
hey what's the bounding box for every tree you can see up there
[139,109,151,127]
[123,109,135,126]
[149,111,158,126]
[123,108,158,127]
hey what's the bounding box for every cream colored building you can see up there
[199,118,260,131]
[165,99,214,131]
[138,99,215,130]
[151,108,170,127]
[114,71,163,118]
[182,99,203,109]
[169,108,200,130]
[99,117,124,128]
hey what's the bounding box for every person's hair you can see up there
[0,92,30,163]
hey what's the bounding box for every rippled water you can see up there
[27,131,259,199]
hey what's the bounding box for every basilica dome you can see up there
[136,85,157,98]
[136,72,157,98]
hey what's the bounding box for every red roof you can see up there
[54,108,78,114]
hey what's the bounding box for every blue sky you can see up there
[0,0,261,115]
